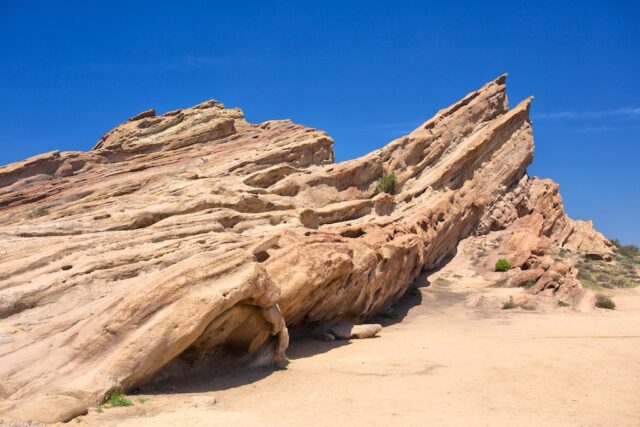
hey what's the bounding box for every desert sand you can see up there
[71,270,640,427]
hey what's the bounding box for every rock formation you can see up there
[0,75,611,423]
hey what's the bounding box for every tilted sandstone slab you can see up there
[0,75,610,423]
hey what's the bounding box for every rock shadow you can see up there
[286,336,352,360]
[370,276,426,327]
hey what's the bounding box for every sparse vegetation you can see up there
[619,245,639,258]
[576,247,639,290]
[610,239,640,258]
[30,206,49,218]
[557,300,570,307]
[595,294,615,310]
[495,258,511,272]
[138,398,148,404]
[576,266,602,290]
[502,297,516,310]
[106,392,133,408]
[374,172,397,195]
[433,277,452,287]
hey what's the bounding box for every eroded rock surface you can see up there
[0,75,610,423]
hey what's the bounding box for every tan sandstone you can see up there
[0,75,611,423]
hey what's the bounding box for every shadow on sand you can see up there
[137,270,455,396]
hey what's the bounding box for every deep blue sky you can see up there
[1,1,638,244]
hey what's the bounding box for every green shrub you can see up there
[107,392,132,407]
[578,251,639,289]
[502,297,516,310]
[495,259,511,272]
[595,294,615,310]
[433,277,452,287]
[611,277,634,288]
[374,172,397,195]
[557,300,570,307]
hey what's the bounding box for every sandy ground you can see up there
[72,264,640,427]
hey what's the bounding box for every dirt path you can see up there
[75,279,640,427]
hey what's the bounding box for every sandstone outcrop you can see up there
[0,75,611,423]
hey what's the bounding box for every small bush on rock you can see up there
[374,172,397,195]
[495,258,511,272]
[107,392,133,407]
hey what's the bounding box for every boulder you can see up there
[510,268,545,287]
[330,324,383,340]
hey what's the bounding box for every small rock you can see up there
[510,268,544,287]
[321,332,335,342]
[508,251,531,269]
[127,109,156,122]
[585,253,612,262]
[330,324,382,340]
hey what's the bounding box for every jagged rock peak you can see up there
[93,99,247,154]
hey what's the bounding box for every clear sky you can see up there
[1,1,638,244]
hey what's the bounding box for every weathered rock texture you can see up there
[0,75,611,423]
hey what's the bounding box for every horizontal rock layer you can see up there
[0,75,610,422]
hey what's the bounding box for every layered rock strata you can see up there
[0,75,610,422]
